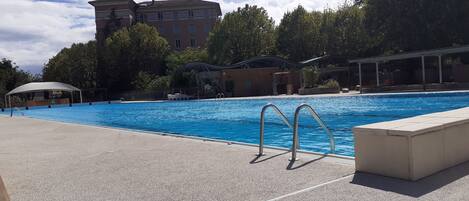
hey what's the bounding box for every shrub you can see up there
[319,79,340,89]
[302,66,320,88]
[133,71,170,91]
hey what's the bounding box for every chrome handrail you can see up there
[290,103,335,161]
[258,103,293,156]
[216,93,225,99]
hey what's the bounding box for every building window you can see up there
[163,11,174,20]
[175,40,181,49]
[176,10,189,20]
[158,26,165,34]
[244,80,252,90]
[204,24,210,33]
[173,24,180,34]
[190,39,197,48]
[189,10,194,18]
[158,12,163,20]
[147,13,157,21]
[193,9,205,18]
[188,24,196,34]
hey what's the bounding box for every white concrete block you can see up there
[354,107,469,181]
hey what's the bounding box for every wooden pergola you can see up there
[350,45,469,89]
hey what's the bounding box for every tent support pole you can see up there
[9,95,12,117]
[358,63,362,93]
[438,55,443,84]
[71,91,74,106]
[79,91,83,103]
[376,62,380,87]
[422,56,426,90]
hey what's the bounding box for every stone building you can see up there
[89,0,222,50]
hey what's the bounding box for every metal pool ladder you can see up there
[258,103,293,156]
[290,103,335,161]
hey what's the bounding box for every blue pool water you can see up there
[2,91,469,156]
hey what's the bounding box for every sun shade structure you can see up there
[4,82,82,108]
[349,45,469,90]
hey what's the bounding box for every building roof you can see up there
[184,56,332,72]
[184,56,302,72]
[89,0,136,6]
[300,56,328,64]
[6,82,81,96]
[350,45,469,63]
[138,0,221,15]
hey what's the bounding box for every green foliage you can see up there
[153,76,171,91]
[207,4,276,65]
[302,66,320,88]
[276,3,374,60]
[319,79,341,89]
[43,41,97,89]
[364,0,469,52]
[35,1,469,99]
[165,48,208,88]
[277,6,323,61]
[166,48,208,74]
[321,3,374,58]
[0,58,33,107]
[103,23,170,92]
[132,71,170,91]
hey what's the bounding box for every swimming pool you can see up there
[2,91,469,156]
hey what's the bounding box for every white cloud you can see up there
[214,0,344,24]
[0,0,95,73]
[0,0,343,73]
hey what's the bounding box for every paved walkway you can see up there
[1,117,469,200]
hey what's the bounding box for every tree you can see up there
[132,71,170,91]
[322,3,374,58]
[302,66,320,88]
[43,41,97,89]
[103,23,170,92]
[0,58,33,107]
[364,0,469,52]
[165,48,208,88]
[277,6,323,62]
[207,5,276,65]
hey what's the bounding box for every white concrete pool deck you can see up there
[2,117,469,200]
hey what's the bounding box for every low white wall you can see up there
[353,107,469,181]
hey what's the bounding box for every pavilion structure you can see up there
[350,45,469,90]
[4,82,82,109]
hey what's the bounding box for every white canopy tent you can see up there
[4,82,82,108]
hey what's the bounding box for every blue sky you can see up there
[0,0,343,74]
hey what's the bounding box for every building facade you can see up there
[184,56,303,97]
[89,0,222,50]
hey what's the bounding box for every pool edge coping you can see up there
[3,115,355,161]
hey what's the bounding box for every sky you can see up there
[0,0,343,74]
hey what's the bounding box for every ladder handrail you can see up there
[291,103,335,161]
[216,93,225,99]
[258,103,292,156]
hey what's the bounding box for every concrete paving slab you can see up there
[0,116,353,201]
[277,161,469,201]
[3,116,469,201]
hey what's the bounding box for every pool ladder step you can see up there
[258,103,336,161]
